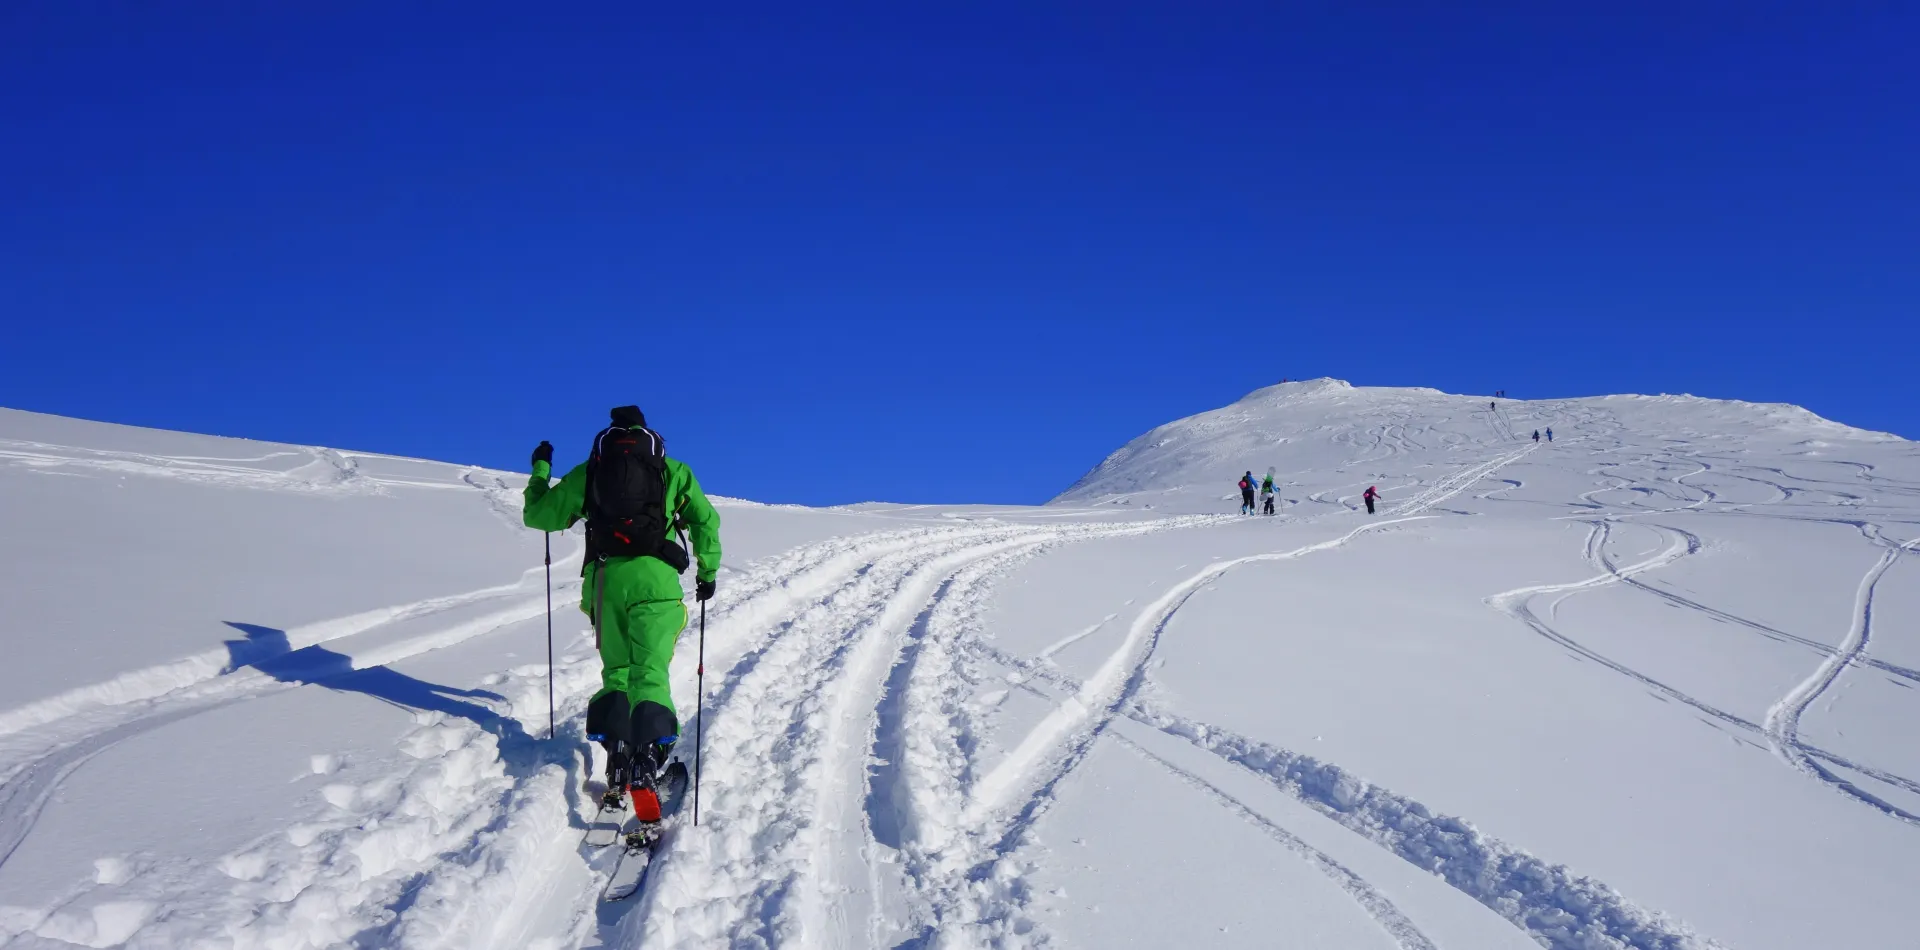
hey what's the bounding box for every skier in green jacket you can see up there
[525,405,721,822]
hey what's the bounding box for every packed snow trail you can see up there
[626,517,1216,948]
[335,516,1216,950]
[376,523,1079,950]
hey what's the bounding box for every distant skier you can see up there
[1532,430,1540,442]
[1238,471,1257,515]
[524,406,722,830]
[1260,469,1277,515]
[1362,485,1379,515]
[1490,401,1496,411]
[1545,427,1553,442]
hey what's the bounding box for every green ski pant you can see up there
[592,574,688,721]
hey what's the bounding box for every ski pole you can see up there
[545,532,555,741]
[694,596,706,825]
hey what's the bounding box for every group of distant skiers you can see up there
[1236,407,1561,517]
[1238,470,1279,515]
[1238,469,1384,516]
[1494,398,1559,444]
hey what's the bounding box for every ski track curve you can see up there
[1761,526,1919,809]
[1487,518,1920,826]
[1111,733,1442,950]
[966,642,1721,950]
[905,448,1532,948]
[619,517,1219,949]
[971,445,1533,826]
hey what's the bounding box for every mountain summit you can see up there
[1056,378,1901,510]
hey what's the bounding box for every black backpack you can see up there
[583,425,690,572]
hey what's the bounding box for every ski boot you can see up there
[622,744,667,849]
[628,743,666,823]
[600,743,632,812]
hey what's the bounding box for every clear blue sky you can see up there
[3,4,1914,504]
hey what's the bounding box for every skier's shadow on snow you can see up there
[220,622,517,736]
[219,623,595,843]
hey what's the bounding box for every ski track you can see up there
[1118,700,1722,950]
[623,518,1218,949]
[896,448,1534,949]
[353,516,1220,950]
[1487,516,1920,826]
[0,521,1066,949]
[18,414,1920,949]
[807,536,1058,950]
[971,445,1533,825]
[885,547,1054,943]
[0,439,489,497]
[379,524,971,950]
[1761,526,1919,806]
[605,424,1905,948]
[1034,615,1117,662]
[967,635,1719,950]
[525,525,1086,950]
[1110,733,1441,950]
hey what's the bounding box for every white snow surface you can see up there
[2,382,1917,950]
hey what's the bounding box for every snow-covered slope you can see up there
[1057,377,1902,512]
[2,388,1916,950]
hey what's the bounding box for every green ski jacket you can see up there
[523,454,722,608]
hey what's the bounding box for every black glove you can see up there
[696,579,716,602]
[532,441,554,466]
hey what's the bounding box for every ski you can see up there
[580,785,626,850]
[600,829,655,902]
[601,760,691,902]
